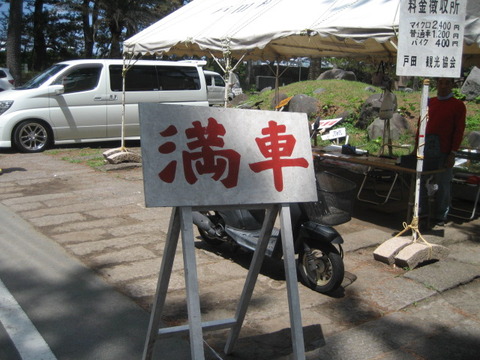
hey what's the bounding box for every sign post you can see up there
[395,0,466,237]
[139,104,317,359]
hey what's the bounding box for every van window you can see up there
[109,65,201,92]
[53,65,102,93]
[110,65,158,91]
[213,74,225,87]
[157,66,200,90]
[18,64,68,89]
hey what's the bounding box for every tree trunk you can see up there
[108,21,123,59]
[6,0,24,84]
[308,58,322,80]
[109,28,122,58]
[32,0,47,71]
[82,0,95,58]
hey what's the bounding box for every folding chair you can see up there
[356,167,403,205]
[449,173,480,220]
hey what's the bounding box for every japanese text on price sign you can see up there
[139,104,317,207]
[396,0,467,77]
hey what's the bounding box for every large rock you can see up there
[356,93,383,129]
[287,94,318,117]
[357,91,404,130]
[270,92,289,109]
[467,131,480,148]
[367,113,410,140]
[229,93,248,107]
[318,68,356,81]
[461,66,480,101]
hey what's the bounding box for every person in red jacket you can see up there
[421,77,466,226]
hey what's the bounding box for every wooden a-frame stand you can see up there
[142,204,306,360]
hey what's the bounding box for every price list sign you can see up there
[396,0,467,77]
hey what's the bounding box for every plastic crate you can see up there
[302,171,356,226]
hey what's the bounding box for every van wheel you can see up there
[13,120,52,153]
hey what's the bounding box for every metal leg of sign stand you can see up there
[278,203,306,359]
[142,207,181,360]
[179,206,205,358]
[224,206,278,353]
[143,207,234,360]
[143,205,305,360]
[225,204,306,360]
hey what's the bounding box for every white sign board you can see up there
[396,0,467,78]
[321,127,346,141]
[139,104,317,207]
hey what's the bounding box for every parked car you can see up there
[0,68,15,92]
[204,70,233,106]
[0,59,209,153]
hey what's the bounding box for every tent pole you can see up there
[211,51,246,108]
[412,79,430,241]
[225,55,231,108]
[121,55,127,150]
[266,60,290,107]
[275,61,280,107]
[103,53,142,164]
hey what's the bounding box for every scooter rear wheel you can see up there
[297,243,344,294]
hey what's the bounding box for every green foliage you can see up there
[453,88,466,100]
[466,112,480,133]
[238,78,480,152]
[1,0,185,76]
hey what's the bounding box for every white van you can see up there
[204,70,243,106]
[204,70,231,106]
[0,59,208,152]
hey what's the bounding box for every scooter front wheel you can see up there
[297,243,344,294]
[198,227,223,246]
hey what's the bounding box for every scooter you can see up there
[192,171,355,294]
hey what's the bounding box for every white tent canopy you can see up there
[123,0,480,63]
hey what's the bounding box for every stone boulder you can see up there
[229,93,248,107]
[461,66,480,101]
[367,113,410,140]
[287,94,318,117]
[270,92,289,109]
[356,93,384,129]
[467,131,480,148]
[318,69,356,81]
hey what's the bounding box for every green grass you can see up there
[47,147,107,169]
[243,79,480,151]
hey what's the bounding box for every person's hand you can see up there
[444,152,456,168]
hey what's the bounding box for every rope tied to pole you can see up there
[393,217,434,260]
